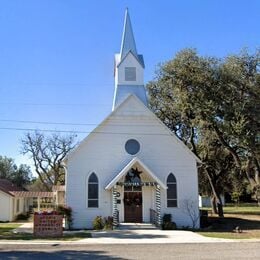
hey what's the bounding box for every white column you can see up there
[156,185,161,226]
[37,197,41,212]
[112,186,118,226]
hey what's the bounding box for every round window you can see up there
[125,139,140,155]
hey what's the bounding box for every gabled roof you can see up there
[64,94,138,162]
[117,50,145,68]
[105,157,167,190]
[0,179,25,197]
[64,94,201,164]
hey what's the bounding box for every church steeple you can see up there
[120,8,138,61]
[112,9,147,111]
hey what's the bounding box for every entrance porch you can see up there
[105,157,167,227]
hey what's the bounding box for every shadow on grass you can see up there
[0,232,91,241]
[201,216,260,232]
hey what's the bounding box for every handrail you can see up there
[150,208,158,225]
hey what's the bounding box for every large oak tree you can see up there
[147,48,260,214]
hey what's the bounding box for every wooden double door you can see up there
[124,191,142,223]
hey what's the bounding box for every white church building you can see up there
[65,9,200,229]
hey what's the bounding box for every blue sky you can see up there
[0,0,259,171]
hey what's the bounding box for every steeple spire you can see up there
[112,9,147,111]
[120,8,138,60]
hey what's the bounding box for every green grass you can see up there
[197,205,260,240]
[223,206,260,215]
[198,231,260,240]
[202,203,260,215]
[0,223,21,235]
[0,223,91,241]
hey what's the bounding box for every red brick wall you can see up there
[34,214,63,237]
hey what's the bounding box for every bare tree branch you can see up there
[21,131,76,190]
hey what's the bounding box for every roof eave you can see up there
[105,157,167,190]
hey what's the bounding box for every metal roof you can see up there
[10,191,54,198]
[119,9,144,68]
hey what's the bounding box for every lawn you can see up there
[0,223,21,236]
[202,203,260,215]
[198,204,260,239]
[0,223,91,241]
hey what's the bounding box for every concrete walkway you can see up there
[13,222,33,234]
[9,222,238,244]
[89,229,230,244]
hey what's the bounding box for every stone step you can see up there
[118,223,158,230]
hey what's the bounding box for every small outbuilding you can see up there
[0,179,31,222]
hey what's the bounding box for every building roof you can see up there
[0,179,25,197]
[10,191,54,198]
[105,157,167,190]
[119,9,144,68]
[64,94,201,164]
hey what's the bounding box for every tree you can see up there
[198,130,235,216]
[147,49,229,216]
[181,199,200,228]
[147,48,260,214]
[21,131,76,190]
[215,50,260,204]
[0,155,32,187]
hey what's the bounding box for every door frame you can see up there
[123,189,143,223]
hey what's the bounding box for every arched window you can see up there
[88,173,98,208]
[167,173,177,207]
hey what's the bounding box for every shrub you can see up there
[163,214,172,223]
[57,205,73,229]
[93,216,104,230]
[161,213,176,230]
[104,216,113,230]
[16,213,29,221]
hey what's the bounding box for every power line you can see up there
[0,119,160,127]
[0,119,98,126]
[0,102,111,107]
[2,83,114,87]
[0,127,170,136]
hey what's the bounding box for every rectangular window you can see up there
[125,67,136,81]
[167,199,177,207]
[88,184,98,199]
[88,180,98,208]
[167,184,177,199]
[88,199,98,208]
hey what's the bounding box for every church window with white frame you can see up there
[88,173,99,208]
[167,173,177,207]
